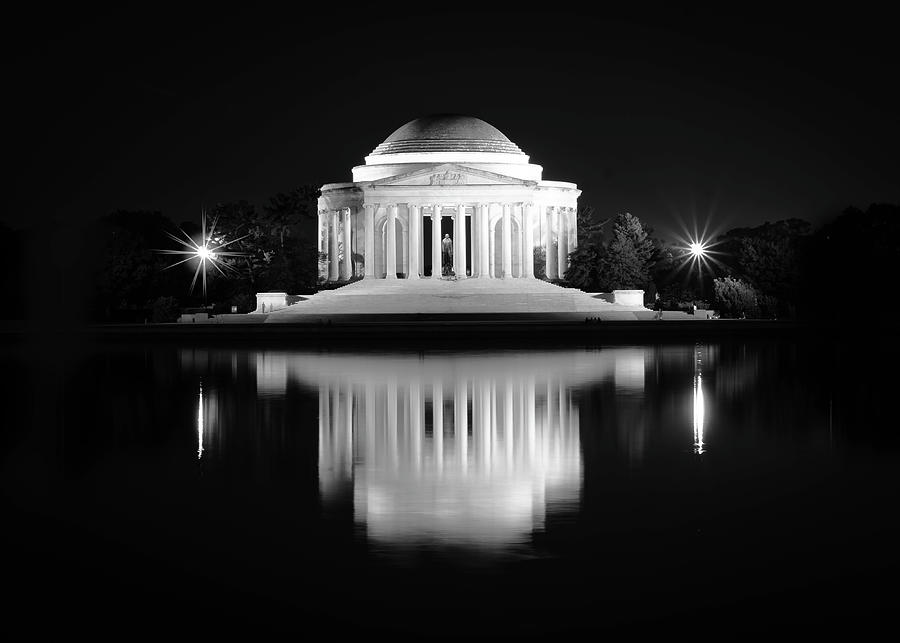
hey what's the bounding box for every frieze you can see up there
[429,171,466,186]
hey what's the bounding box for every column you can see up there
[501,203,512,278]
[328,209,339,281]
[364,204,375,278]
[317,211,324,254]
[478,203,490,278]
[518,203,528,278]
[408,204,420,279]
[431,205,442,278]
[340,207,352,281]
[557,207,569,279]
[546,206,558,280]
[470,204,478,278]
[569,208,578,252]
[455,203,467,278]
[523,203,535,278]
[385,204,397,279]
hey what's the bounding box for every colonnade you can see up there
[318,202,578,282]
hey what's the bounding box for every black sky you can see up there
[5,7,898,240]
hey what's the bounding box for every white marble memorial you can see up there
[317,115,580,281]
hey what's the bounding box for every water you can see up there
[2,337,898,637]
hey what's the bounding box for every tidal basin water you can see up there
[2,338,898,637]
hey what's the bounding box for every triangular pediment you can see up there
[368,163,534,187]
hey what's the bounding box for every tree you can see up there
[716,219,810,318]
[564,206,609,291]
[598,212,654,291]
[713,277,759,318]
[88,210,185,320]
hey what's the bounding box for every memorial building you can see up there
[253,115,648,320]
[317,114,580,281]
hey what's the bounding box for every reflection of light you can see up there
[197,382,204,460]
[693,346,705,455]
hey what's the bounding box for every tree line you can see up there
[564,203,900,320]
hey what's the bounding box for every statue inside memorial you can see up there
[441,233,454,277]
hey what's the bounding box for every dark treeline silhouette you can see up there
[566,203,900,321]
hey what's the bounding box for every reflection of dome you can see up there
[370,114,525,156]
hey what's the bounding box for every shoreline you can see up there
[3,318,886,347]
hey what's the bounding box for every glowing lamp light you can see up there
[689,241,706,258]
[155,210,248,298]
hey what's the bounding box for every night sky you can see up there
[6,7,899,240]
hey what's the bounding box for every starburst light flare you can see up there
[155,210,248,298]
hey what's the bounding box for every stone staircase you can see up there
[263,278,649,323]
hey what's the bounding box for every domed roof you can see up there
[370,114,525,156]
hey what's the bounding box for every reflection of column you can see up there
[410,380,422,472]
[318,383,329,462]
[341,207,352,280]
[328,209,339,281]
[364,204,375,278]
[365,382,376,464]
[504,380,514,466]
[344,380,353,465]
[558,383,568,458]
[455,379,468,473]
[545,207,558,280]
[386,204,397,279]
[480,379,492,472]
[387,379,398,467]
[408,204,420,279]
[546,379,557,459]
[501,203,512,278]
[432,380,443,474]
[526,378,536,464]
[431,205,441,278]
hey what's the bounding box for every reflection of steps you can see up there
[264,278,649,323]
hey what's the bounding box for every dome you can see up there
[370,114,525,156]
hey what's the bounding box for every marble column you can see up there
[455,203,467,278]
[317,211,324,254]
[478,203,490,278]
[518,203,528,278]
[408,204,420,279]
[501,203,512,278]
[364,204,375,278]
[340,207,352,281]
[386,204,397,279]
[546,206,558,280]
[524,203,535,278]
[557,207,569,279]
[328,209,339,281]
[431,205,442,278]
[569,208,578,252]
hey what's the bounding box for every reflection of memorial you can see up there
[255,350,648,552]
